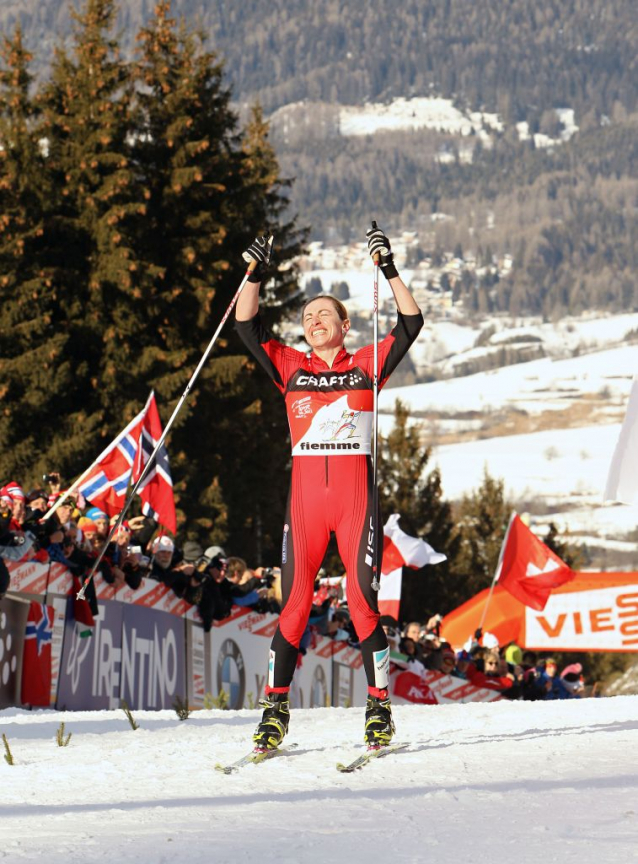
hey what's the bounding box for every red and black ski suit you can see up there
[235,309,423,693]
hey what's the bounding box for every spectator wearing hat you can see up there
[77,519,101,556]
[540,657,579,699]
[13,489,63,557]
[26,488,48,514]
[182,540,204,567]
[50,496,75,533]
[504,642,523,668]
[3,482,26,527]
[560,663,585,696]
[190,552,234,631]
[0,494,34,564]
[203,545,227,565]
[86,507,109,540]
[148,535,190,593]
[453,650,472,680]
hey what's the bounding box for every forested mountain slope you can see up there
[0,0,636,316]
[1,0,635,118]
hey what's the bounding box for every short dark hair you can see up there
[300,294,348,323]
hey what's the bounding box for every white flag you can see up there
[604,378,638,505]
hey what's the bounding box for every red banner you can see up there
[391,667,501,705]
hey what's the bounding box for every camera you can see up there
[259,567,276,588]
[129,546,151,568]
[42,473,60,483]
[192,553,227,580]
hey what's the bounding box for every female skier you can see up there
[235,224,423,750]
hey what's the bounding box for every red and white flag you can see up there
[78,406,148,516]
[497,513,575,611]
[72,575,96,638]
[132,392,176,534]
[21,601,54,706]
[378,514,447,619]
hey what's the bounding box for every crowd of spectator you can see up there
[0,475,591,694]
[381,615,587,700]
[0,475,281,631]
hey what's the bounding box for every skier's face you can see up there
[302,299,349,352]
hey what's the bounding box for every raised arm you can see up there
[366,224,421,316]
[235,235,273,321]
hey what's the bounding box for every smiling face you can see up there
[302,297,350,353]
[57,502,74,524]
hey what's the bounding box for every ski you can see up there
[214,743,298,774]
[336,742,408,773]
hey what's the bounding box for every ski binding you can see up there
[336,742,408,773]
[215,742,298,774]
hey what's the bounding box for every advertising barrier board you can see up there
[120,604,186,710]
[57,599,124,710]
[0,595,29,709]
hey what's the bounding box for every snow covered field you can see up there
[2,697,638,864]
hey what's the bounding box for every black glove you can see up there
[366,223,399,280]
[242,234,273,283]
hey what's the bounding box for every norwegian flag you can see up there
[497,513,575,611]
[78,405,148,516]
[378,514,447,619]
[132,392,176,533]
[21,601,54,706]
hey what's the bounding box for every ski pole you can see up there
[76,251,267,600]
[371,220,381,592]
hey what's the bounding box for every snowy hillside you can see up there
[2,697,637,864]
[271,96,579,154]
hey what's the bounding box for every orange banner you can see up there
[441,572,638,652]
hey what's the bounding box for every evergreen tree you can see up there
[30,0,149,480]
[378,400,459,622]
[451,469,512,601]
[331,280,350,300]
[131,1,305,556]
[0,26,60,481]
[221,102,306,560]
[543,521,585,570]
[0,1,305,561]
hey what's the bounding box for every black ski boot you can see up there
[253,692,290,751]
[364,694,395,749]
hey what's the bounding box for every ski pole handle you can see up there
[371,220,380,263]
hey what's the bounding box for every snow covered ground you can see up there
[2,697,638,864]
